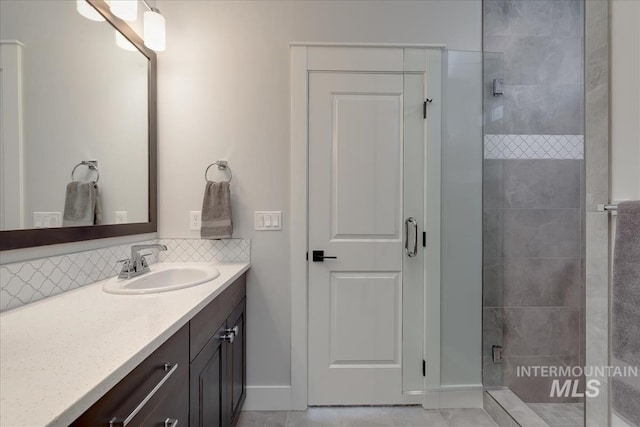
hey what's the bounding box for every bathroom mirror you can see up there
[0,0,157,250]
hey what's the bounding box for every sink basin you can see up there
[103,263,220,295]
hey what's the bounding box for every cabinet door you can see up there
[227,299,246,425]
[190,323,228,427]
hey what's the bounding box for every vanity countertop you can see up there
[0,261,250,427]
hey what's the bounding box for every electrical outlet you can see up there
[190,211,202,230]
[33,212,61,228]
[115,211,128,224]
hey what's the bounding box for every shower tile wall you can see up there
[483,0,584,403]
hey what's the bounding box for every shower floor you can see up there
[528,403,584,427]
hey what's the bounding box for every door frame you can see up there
[289,44,443,410]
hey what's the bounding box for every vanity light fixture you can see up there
[109,0,138,22]
[142,1,166,52]
[77,0,166,52]
[76,0,105,21]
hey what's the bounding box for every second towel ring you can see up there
[71,161,100,183]
[204,161,232,182]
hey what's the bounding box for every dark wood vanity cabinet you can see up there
[190,276,247,427]
[71,324,190,427]
[72,273,246,427]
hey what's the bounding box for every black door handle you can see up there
[312,250,337,262]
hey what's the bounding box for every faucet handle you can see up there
[139,253,153,267]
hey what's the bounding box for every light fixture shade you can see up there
[144,8,166,52]
[76,0,105,21]
[115,30,137,51]
[109,0,138,22]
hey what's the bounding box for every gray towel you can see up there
[611,201,640,426]
[62,181,102,227]
[612,200,640,365]
[201,181,232,239]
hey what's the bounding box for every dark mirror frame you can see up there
[0,0,157,251]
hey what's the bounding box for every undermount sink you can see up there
[103,263,220,295]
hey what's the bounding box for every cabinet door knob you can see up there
[225,326,239,336]
[220,332,235,344]
[164,418,179,427]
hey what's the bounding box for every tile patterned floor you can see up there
[237,407,498,427]
[527,403,584,427]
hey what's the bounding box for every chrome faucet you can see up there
[118,244,168,279]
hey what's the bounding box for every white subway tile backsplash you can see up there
[0,238,250,312]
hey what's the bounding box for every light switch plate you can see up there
[255,211,282,231]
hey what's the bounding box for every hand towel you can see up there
[201,180,233,239]
[62,181,102,227]
[612,201,640,427]
[612,200,640,366]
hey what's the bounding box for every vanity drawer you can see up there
[71,324,189,427]
[190,273,246,361]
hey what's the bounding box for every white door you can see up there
[308,71,422,405]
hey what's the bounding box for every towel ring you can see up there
[71,161,100,183]
[204,161,232,182]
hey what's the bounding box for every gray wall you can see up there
[157,0,483,404]
[482,0,585,403]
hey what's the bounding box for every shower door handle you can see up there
[405,217,418,257]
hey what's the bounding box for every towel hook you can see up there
[71,160,100,183]
[204,160,232,182]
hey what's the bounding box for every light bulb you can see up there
[115,31,137,51]
[76,0,105,21]
[143,8,166,52]
[109,0,137,22]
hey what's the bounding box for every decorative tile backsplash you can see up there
[484,134,584,159]
[0,238,250,312]
[157,238,251,263]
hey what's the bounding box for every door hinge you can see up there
[423,98,433,118]
[423,231,426,247]
[422,360,426,376]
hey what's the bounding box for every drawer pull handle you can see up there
[109,363,179,427]
[164,418,179,427]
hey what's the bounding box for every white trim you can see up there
[290,42,446,49]
[290,44,443,410]
[0,40,25,46]
[0,42,24,230]
[243,386,292,411]
[423,49,442,402]
[290,45,309,410]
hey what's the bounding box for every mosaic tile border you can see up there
[0,238,250,312]
[484,134,584,159]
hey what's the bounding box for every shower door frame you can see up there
[289,43,443,410]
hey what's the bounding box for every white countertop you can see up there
[0,262,250,427]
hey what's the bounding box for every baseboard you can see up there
[423,385,484,409]
[243,385,292,411]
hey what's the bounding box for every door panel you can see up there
[330,272,400,365]
[332,94,401,240]
[308,72,420,405]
